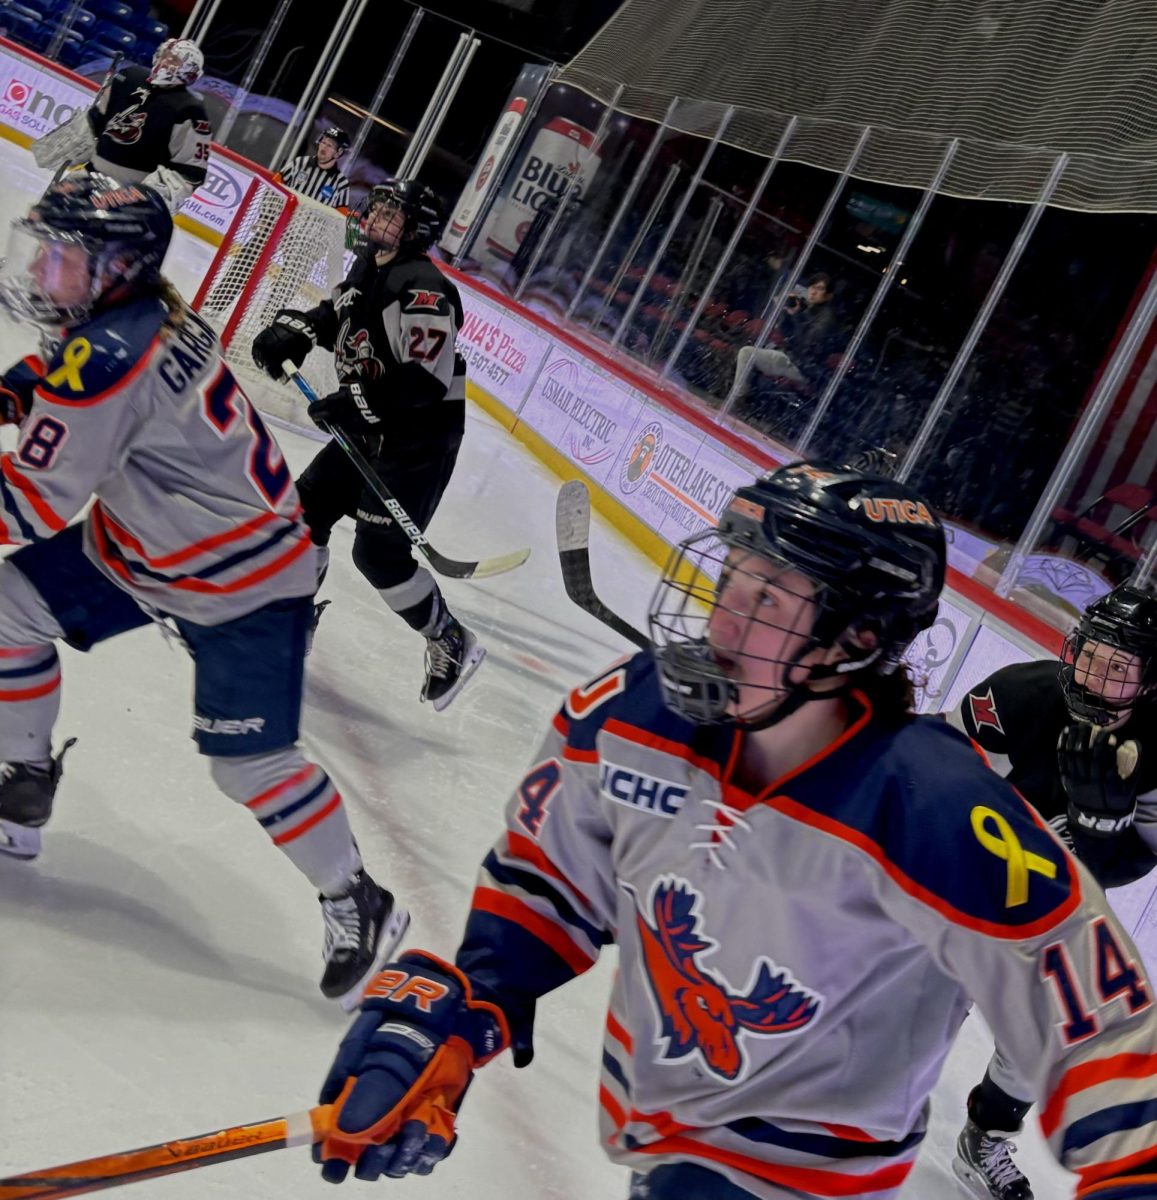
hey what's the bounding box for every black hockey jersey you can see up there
[949,659,1157,888]
[304,248,467,449]
[88,64,211,188]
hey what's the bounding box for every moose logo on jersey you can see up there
[626,877,822,1083]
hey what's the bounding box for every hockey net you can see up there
[193,177,351,427]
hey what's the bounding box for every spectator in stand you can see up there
[733,272,841,393]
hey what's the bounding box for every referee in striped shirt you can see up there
[277,127,351,208]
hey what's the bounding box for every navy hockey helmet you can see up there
[317,126,351,155]
[1060,582,1157,725]
[649,460,946,728]
[0,172,173,327]
[358,179,445,252]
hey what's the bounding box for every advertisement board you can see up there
[0,40,254,243]
[456,290,552,413]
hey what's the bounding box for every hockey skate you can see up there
[953,1118,1033,1200]
[420,616,485,712]
[305,599,331,656]
[319,868,410,1010]
[0,739,76,861]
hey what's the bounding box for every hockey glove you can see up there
[316,951,509,1183]
[0,358,45,426]
[251,309,316,381]
[1059,722,1143,839]
[308,381,380,433]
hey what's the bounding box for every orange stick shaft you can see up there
[0,1106,332,1199]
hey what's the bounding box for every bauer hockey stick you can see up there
[555,479,649,649]
[0,1106,330,1198]
[285,364,530,579]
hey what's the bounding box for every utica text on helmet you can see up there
[861,497,936,526]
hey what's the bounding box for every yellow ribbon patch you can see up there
[45,338,92,392]
[971,805,1057,907]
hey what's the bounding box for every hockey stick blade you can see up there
[0,1106,330,1198]
[283,364,530,579]
[555,480,649,649]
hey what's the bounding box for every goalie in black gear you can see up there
[946,581,1157,1200]
[251,179,483,711]
[32,39,212,213]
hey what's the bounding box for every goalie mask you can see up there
[0,173,173,328]
[649,461,945,730]
[148,38,204,88]
[1060,583,1157,726]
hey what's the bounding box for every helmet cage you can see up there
[1060,600,1157,720]
[648,527,870,730]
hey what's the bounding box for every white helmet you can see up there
[148,38,204,88]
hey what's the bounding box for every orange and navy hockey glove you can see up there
[316,950,510,1183]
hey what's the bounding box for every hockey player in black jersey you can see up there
[251,179,484,710]
[948,581,1157,1200]
[32,39,212,212]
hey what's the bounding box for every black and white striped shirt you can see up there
[276,155,350,208]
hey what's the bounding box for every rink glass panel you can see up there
[452,87,1157,633]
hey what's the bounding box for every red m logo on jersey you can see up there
[968,687,1005,734]
[406,289,444,312]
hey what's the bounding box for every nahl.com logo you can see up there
[2,78,81,133]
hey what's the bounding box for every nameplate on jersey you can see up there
[600,761,688,817]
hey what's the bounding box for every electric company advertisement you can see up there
[0,39,255,240]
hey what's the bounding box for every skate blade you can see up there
[335,903,412,1013]
[432,643,487,713]
[0,818,42,861]
[951,1155,1002,1200]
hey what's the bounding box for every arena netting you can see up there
[560,0,1157,212]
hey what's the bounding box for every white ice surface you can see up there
[0,137,1109,1199]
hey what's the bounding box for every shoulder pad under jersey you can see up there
[37,298,167,405]
[872,718,1079,937]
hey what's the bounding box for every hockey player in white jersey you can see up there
[312,462,1157,1198]
[0,173,406,1005]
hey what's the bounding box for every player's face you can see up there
[366,200,405,250]
[1073,639,1143,708]
[706,549,821,718]
[29,238,92,311]
[316,137,340,168]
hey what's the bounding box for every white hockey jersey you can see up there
[0,296,316,625]
[455,652,1157,1199]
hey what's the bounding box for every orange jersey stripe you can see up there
[471,886,597,975]
[1,457,67,533]
[95,501,295,568]
[245,763,318,811]
[1040,1052,1157,1138]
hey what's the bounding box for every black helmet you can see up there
[359,179,445,252]
[1060,582,1157,725]
[649,460,946,727]
[0,171,173,327]
[317,126,350,155]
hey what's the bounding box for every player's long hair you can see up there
[157,277,189,331]
[854,662,918,726]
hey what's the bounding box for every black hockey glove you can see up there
[1058,722,1143,839]
[0,358,44,425]
[308,381,380,433]
[315,951,509,1182]
[251,309,316,381]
